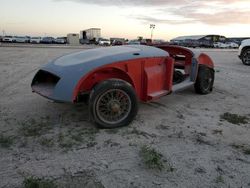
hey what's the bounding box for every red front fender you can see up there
[197,53,214,69]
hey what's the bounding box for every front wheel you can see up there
[89,79,138,128]
[242,48,250,66]
[194,66,214,94]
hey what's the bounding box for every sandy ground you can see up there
[0,46,250,188]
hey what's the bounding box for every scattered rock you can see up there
[194,167,206,174]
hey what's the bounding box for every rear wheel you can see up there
[242,48,250,66]
[89,79,138,128]
[194,66,214,94]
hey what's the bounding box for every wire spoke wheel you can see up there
[89,79,138,128]
[96,89,132,124]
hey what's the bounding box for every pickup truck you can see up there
[238,39,250,65]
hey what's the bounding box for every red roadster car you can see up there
[32,45,214,128]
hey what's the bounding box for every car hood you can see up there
[41,45,168,77]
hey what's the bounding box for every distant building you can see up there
[67,33,79,45]
[80,28,101,40]
[170,35,227,48]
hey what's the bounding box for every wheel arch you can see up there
[197,53,214,69]
[73,67,136,102]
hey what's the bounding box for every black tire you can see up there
[89,79,138,128]
[194,66,214,94]
[173,70,185,84]
[242,48,250,66]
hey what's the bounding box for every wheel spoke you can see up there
[96,89,132,124]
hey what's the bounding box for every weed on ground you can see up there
[215,175,225,184]
[19,118,52,137]
[57,128,99,150]
[220,112,248,125]
[0,134,14,148]
[39,137,54,148]
[140,145,167,171]
[23,176,57,188]
[231,143,250,155]
[212,129,223,135]
[122,127,156,138]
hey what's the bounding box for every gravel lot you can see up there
[0,46,250,188]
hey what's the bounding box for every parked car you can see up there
[14,36,29,43]
[30,37,42,43]
[2,36,14,42]
[140,39,152,45]
[152,39,168,45]
[31,45,215,128]
[199,41,214,48]
[213,42,229,48]
[98,39,111,46]
[26,36,31,43]
[225,42,239,49]
[127,40,140,45]
[40,37,55,44]
[55,37,66,44]
[238,39,250,65]
[112,40,124,46]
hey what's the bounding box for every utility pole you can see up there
[150,24,155,41]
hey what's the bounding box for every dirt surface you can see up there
[0,46,250,188]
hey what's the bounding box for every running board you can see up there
[172,79,195,93]
[147,90,170,100]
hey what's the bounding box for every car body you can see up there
[13,36,29,43]
[213,42,229,48]
[41,37,55,44]
[127,40,140,45]
[140,39,152,45]
[98,39,111,46]
[2,36,14,42]
[30,37,42,43]
[182,40,200,48]
[152,39,168,45]
[226,42,239,49]
[55,37,66,44]
[198,41,214,48]
[32,45,215,128]
[112,40,124,46]
[238,39,250,65]
[26,36,31,43]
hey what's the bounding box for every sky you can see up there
[1,0,250,40]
